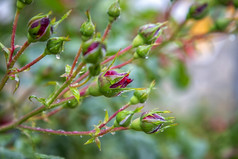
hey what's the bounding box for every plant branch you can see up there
[18,125,128,136]
[9,9,20,63]
[69,45,82,77]
[102,22,112,42]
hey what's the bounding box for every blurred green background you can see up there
[0,0,238,158]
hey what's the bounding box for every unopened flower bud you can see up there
[17,0,32,10]
[89,64,101,76]
[64,99,79,109]
[134,45,152,59]
[140,111,175,134]
[130,90,148,105]
[82,38,106,64]
[98,70,133,97]
[107,1,121,22]
[211,18,231,31]
[129,118,142,131]
[187,3,209,20]
[44,37,69,55]
[80,11,95,41]
[115,110,134,127]
[132,34,145,47]
[27,13,53,42]
[138,23,164,44]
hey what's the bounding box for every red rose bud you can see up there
[80,11,95,41]
[140,111,175,134]
[44,37,70,55]
[115,110,134,127]
[82,38,106,64]
[134,45,152,59]
[27,13,53,42]
[17,0,32,10]
[136,22,165,45]
[187,3,209,20]
[98,70,133,97]
[107,0,121,22]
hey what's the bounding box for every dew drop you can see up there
[56,54,61,60]
[145,56,149,59]
[80,135,83,138]
[104,109,106,111]
[111,132,115,135]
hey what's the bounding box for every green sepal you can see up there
[29,95,47,106]
[0,42,10,64]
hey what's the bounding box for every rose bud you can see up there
[80,11,95,41]
[132,34,145,48]
[134,44,152,59]
[27,12,53,42]
[98,70,133,97]
[140,111,175,134]
[114,110,134,127]
[89,64,101,77]
[17,0,32,10]
[134,22,165,45]
[44,37,70,55]
[107,0,121,22]
[211,18,231,31]
[187,3,209,20]
[82,38,106,64]
[64,99,79,109]
[130,90,148,105]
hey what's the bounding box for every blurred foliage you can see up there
[1,0,238,159]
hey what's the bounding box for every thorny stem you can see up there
[8,40,31,68]
[102,22,112,42]
[0,40,30,92]
[111,58,133,69]
[9,9,20,63]
[11,53,46,74]
[99,103,131,129]
[18,125,128,136]
[69,45,82,77]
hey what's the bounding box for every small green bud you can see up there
[87,83,102,96]
[115,110,134,127]
[44,37,69,55]
[129,118,142,131]
[187,3,209,20]
[132,34,145,48]
[89,64,101,77]
[107,1,121,22]
[130,90,148,105]
[64,99,79,109]
[212,18,231,31]
[82,38,106,64]
[27,12,53,42]
[80,11,95,41]
[17,0,32,10]
[134,45,152,59]
[138,23,164,44]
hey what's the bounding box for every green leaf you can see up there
[9,73,20,94]
[53,10,72,28]
[133,106,144,113]
[69,87,80,102]
[95,137,101,151]
[94,125,101,135]
[103,110,109,123]
[0,42,10,63]
[35,153,65,159]
[84,138,94,145]
[65,64,71,75]
[29,95,47,105]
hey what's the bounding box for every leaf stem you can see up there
[102,22,112,42]
[69,45,82,77]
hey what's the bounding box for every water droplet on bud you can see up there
[56,54,61,59]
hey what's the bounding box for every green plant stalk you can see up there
[46,62,85,106]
